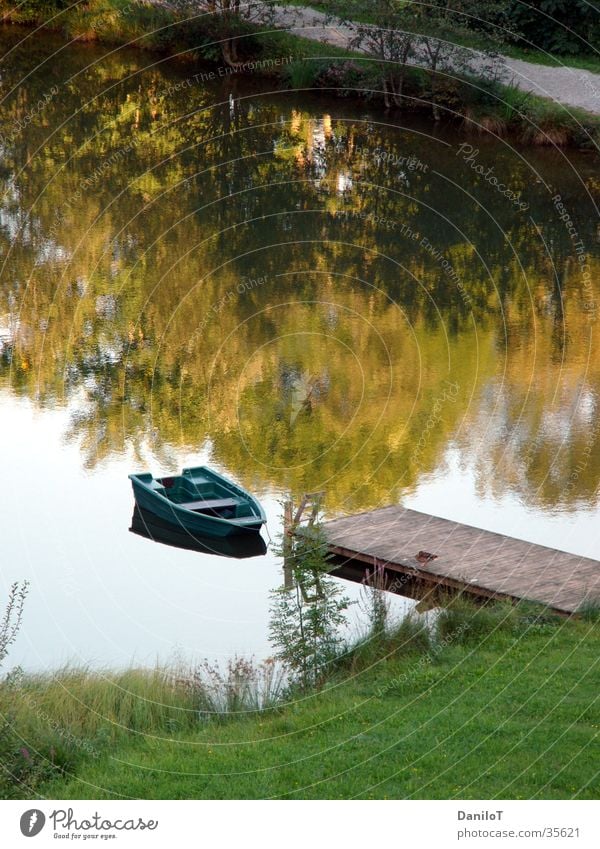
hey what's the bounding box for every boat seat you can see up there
[230,516,261,525]
[179,497,240,511]
[182,471,211,485]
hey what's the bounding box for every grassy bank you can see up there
[287,53,600,148]
[2,600,598,799]
[0,0,270,63]
[1,0,599,149]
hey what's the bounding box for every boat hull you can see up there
[129,471,265,538]
[130,506,267,557]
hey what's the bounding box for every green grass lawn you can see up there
[31,610,599,800]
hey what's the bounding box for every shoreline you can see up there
[1,2,599,150]
[2,599,598,799]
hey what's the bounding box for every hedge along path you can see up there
[250,2,600,116]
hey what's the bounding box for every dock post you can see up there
[283,499,294,589]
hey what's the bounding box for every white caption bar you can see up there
[0,800,597,847]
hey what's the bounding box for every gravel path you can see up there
[268,3,600,116]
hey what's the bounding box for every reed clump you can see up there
[576,596,600,623]
[0,655,286,796]
[2,657,286,742]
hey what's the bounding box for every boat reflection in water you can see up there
[129,506,268,559]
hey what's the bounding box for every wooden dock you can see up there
[324,505,600,614]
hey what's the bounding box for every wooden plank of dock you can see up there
[324,505,600,614]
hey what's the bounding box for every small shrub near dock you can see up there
[577,596,600,623]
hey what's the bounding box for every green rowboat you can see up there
[128,466,266,537]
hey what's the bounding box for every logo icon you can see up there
[19,810,45,837]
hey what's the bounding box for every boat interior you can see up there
[144,469,259,521]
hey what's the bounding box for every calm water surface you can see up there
[1,30,599,669]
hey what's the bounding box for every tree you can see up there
[326,0,418,109]
[408,0,509,120]
[175,0,275,67]
[269,521,350,690]
[326,0,508,118]
[505,0,600,55]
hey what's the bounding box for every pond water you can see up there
[1,29,599,671]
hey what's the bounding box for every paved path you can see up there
[268,3,600,116]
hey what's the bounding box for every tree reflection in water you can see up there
[0,30,598,513]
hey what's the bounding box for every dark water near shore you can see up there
[0,28,599,669]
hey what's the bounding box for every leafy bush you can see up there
[506,0,600,55]
[1,582,29,670]
[284,58,330,90]
[336,607,432,678]
[390,610,432,653]
[6,0,71,21]
[318,60,368,96]
[0,716,77,799]
[358,562,391,638]
[0,581,66,798]
[513,601,563,633]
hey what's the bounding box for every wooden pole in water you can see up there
[283,492,326,590]
[283,499,294,590]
